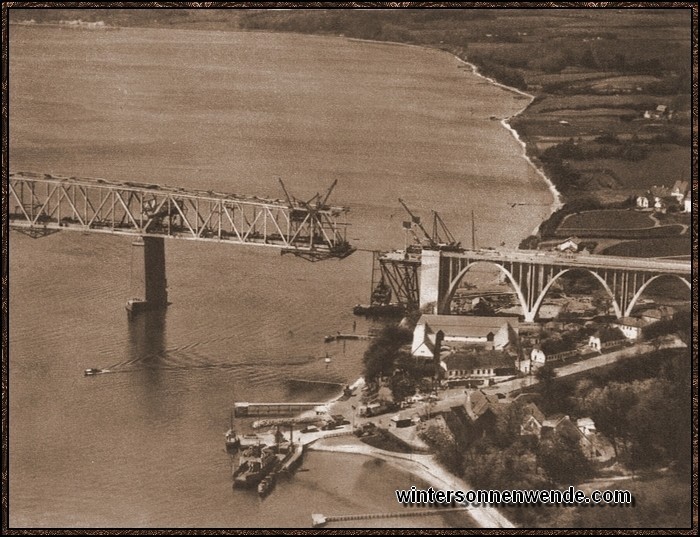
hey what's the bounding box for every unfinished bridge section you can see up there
[9,171,353,312]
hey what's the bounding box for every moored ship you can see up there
[233,445,279,488]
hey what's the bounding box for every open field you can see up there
[559,210,655,231]
[569,146,690,190]
[602,237,691,258]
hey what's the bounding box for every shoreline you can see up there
[309,439,514,528]
[445,54,564,237]
[342,35,565,240]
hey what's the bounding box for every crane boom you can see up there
[320,179,338,207]
[398,198,435,248]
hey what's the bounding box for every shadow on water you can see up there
[127,308,167,384]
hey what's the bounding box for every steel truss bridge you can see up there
[8,171,353,259]
[8,171,354,312]
[377,248,691,323]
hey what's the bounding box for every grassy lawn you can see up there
[360,429,414,453]
[567,146,691,192]
[531,473,692,528]
[559,210,655,230]
[602,237,691,257]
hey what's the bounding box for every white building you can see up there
[635,195,650,209]
[530,347,547,364]
[671,180,688,202]
[614,317,648,340]
[556,237,580,253]
[411,315,519,358]
[588,334,601,351]
[442,350,516,387]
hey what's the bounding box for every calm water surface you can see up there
[9,25,552,528]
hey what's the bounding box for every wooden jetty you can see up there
[234,402,328,417]
[312,506,470,527]
[287,378,344,387]
[324,333,374,343]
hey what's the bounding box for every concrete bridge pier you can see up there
[419,249,450,314]
[127,236,169,317]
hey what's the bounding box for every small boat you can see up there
[84,368,109,376]
[225,429,240,451]
[257,473,276,497]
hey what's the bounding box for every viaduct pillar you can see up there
[419,249,450,314]
[127,236,168,317]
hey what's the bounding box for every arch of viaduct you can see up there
[418,249,691,323]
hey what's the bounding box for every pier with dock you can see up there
[324,333,374,343]
[234,402,328,417]
[311,507,471,527]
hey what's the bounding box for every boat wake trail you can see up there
[91,350,328,377]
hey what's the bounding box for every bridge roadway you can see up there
[440,248,690,275]
[379,245,691,319]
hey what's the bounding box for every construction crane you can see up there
[278,178,352,261]
[355,200,463,316]
[397,198,461,251]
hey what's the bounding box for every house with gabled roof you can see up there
[641,305,675,324]
[671,180,689,202]
[614,316,649,340]
[412,314,519,357]
[441,349,516,387]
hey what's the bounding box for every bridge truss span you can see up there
[8,172,353,260]
[420,249,691,322]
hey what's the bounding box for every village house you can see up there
[640,305,675,324]
[547,415,615,463]
[411,314,519,357]
[671,180,689,203]
[556,237,580,253]
[614,316,648,340]
[520,402,546,437]
[518,357,531,375]
[390,410,421,428]
[653,196,667,213]
[644,104,670,120]
[441,349,517,387]
[530,346,547,365]
[635,194,650,209]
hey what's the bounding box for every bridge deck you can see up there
[440,248,690,274]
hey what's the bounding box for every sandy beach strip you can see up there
[309,438,514,528]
